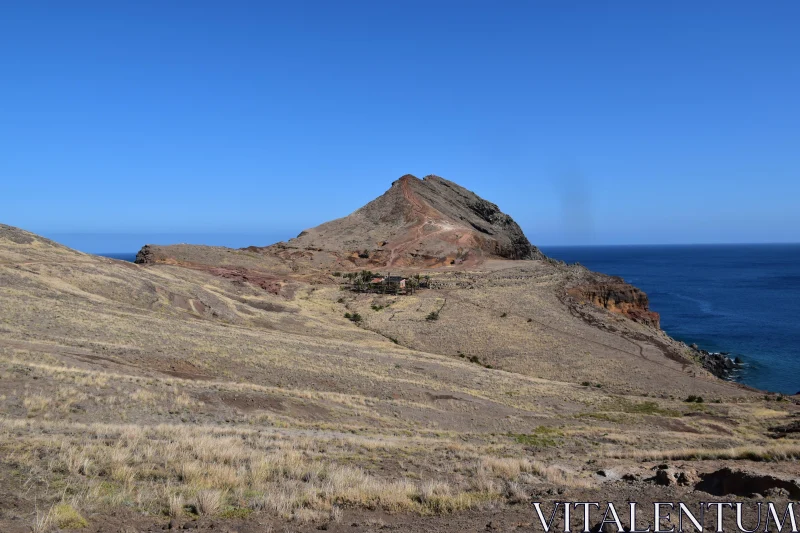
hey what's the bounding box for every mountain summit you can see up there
[285,174,543,267]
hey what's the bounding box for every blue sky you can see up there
[2,1,798,251]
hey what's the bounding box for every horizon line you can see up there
[87,241,800,255]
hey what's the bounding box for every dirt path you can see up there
[387,178,461,267]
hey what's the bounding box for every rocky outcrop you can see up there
[687,344,740,379]
[567,276,660,328]
[280,174,544,267]
[134,245,155,264]
[650,465,698,487]
[695,468,800,498]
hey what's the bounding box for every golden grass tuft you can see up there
[167,494,184,518]
[53,503,88,529]
[195,489,225,516]
[31,506,53,533]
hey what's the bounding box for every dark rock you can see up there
[688,346,741,380]
[654,468,672,486]
[134,244,156,264]
[696,468,800,498]
[591,522,615,533]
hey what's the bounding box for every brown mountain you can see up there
[134,174,660,328]
[282,174,543,267]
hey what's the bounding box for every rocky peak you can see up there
[284,174,543,266]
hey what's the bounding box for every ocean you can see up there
[100,253,138,262]
[98,244,800,394]
[541,244,800,395]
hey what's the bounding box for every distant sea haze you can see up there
[99,244,800,395]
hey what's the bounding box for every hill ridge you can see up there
[284,174,542,267]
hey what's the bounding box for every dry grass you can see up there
[168,493,185,518]
[479,456,533,478]
[3,419,519,519]
[0,227,788,531]
[611,443,800,462]
[528,460,594,489]
[31,506,53,533]
[1,413,613,526]
[195,490,225,516]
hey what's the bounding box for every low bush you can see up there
[53,503,88,529]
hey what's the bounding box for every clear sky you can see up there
[2,1,798,252]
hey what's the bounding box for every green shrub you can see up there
[426,311,439,321]
[54,503,88,529]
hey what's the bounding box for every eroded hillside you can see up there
[1,222,799,532]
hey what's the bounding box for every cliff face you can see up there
[567,276,661,328]
[281,174,543,267]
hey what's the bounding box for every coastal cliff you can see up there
[567,276,661,328]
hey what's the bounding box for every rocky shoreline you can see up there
[686,343,742,380]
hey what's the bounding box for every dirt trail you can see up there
[387,178,462,267]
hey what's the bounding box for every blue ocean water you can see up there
[100,253,138,262]
[541,244,800,394]
[99,245,800,394]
